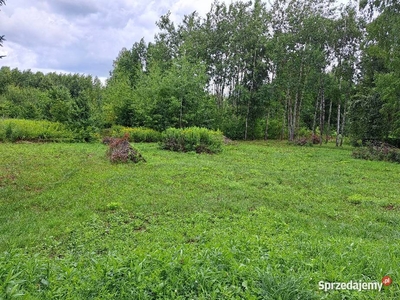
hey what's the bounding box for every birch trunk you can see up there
[336,103,341,147]
[326,99,333,143]
[264,109,270,140]
[340,98,347,147]
[312,97,319,135]
[319,84,325,146]
[245,100,250,140]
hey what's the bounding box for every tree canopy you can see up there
[1,0,399,145]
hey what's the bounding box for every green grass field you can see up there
[0,141,399,299]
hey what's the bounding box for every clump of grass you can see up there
[347,194,364,205]
[160,127,223,154]
[105,202,122,211]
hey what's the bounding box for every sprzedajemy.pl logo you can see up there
[319,276,392,292]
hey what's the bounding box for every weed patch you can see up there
[0,119,75,142]
[160,127,223,154]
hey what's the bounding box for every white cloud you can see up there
[3,6,80,47]
[1,41,38,69]
[0,0,283,79]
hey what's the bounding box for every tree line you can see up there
[0,69,103,140]
[0,0,399,144]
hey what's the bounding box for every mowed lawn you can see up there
[0,141,399,299]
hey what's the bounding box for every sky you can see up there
[0,0,350,82]
[0,0,234,82]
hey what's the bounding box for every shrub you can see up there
[103,125,162,143]
[350,139,363,147]
[298,127,311,138]
[352,141,400,163]
[0,119,75,142]
[104,134,146,163]
[294,137,310,146]
[311,134,321,144]
[160,127,223,154]
[384,137,400,148]
[219,116,245,140]
[266,119,284,139]
[71,126,98,142]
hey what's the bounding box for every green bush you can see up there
[0,119,75,142]
[71,126,99,142]
[104,125,162,143]
[219,115,244,140]
[160,127,223,154]
[352,142,400,163]
[266,119,285,140]
[298,127,312,138]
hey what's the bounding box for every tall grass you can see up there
[0,119,75,142]
[160,127,223,153]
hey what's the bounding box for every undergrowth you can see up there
[0,119,75,142]
[160,127,223,154]
[353,141,400,163]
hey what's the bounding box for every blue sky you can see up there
[0,0,351,82]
